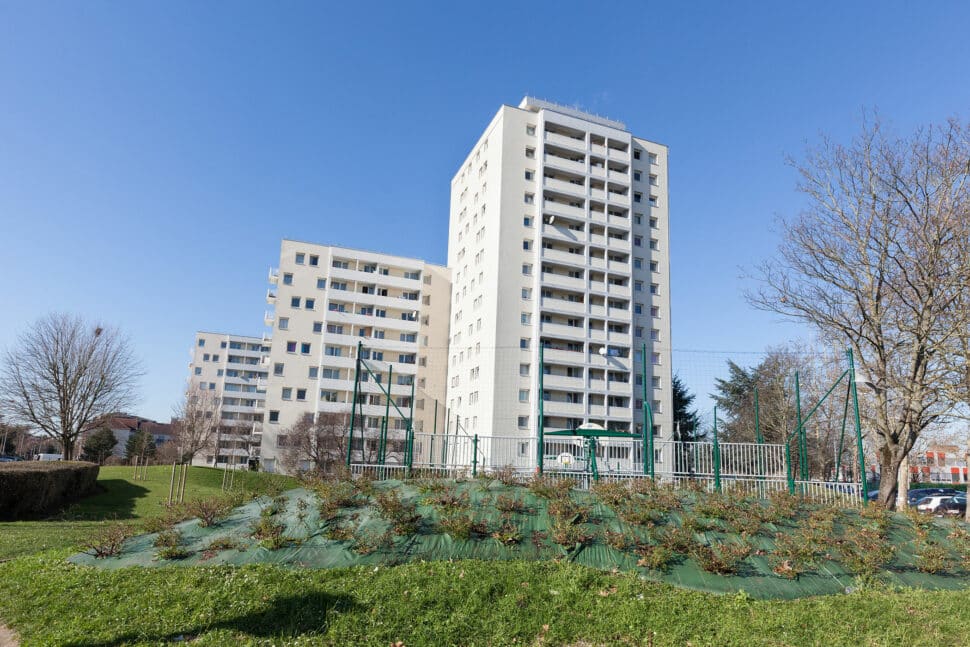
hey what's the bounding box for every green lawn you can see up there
[1,554,969,645]
[1,468,969,646]
[0,465,297,560]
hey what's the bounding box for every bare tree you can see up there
[171,387,221,463]
[0,313,142,460]
[280,412,351,475]
[748,116,970,508]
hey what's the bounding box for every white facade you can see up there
[259,240,451,473]
[187,332,269,467]
[446,97,673,469]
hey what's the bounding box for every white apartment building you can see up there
[187,332,270,468]
[446,97,673,471]
[259,240,451,473]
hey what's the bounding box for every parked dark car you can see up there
[0,455,24,462]
[907,488,960,506]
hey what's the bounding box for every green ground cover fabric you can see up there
[69,479,970,600]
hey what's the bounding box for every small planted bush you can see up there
[550,519,594,548]
[186,497,233,527]
[493,465,523,487]
[915,541,949,574]
[375,490,421,535]
[439,513,487,540]
[547,497,591,523]
[491,517,522,546]
[690,541,752,575]
[205,537,241,552]
[494,493,529,515]
[423,488,469,512]
[839,527,895,575]
[635,543,674,572]
[83,523,132,558]
[590,481,629,507]
[251,516,285,547]
[153,529,181,549]
[352,528,394,555]
[156,546,192,560]
[528,475,573,500]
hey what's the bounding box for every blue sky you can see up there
[1,1,969,422]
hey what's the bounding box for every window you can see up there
[400,333,417,343]
[634,281,643,292]
[518,416,529,428]
[524,193,534,204]
[286,341,297,353]
[650,261,659,272]
[317,278,326,289]
[320,390,338,402]
[520,338,530,350]
[524,170,534,180]
[523,216,532,227]
[633,192,642,203]
[273,363,284,376]
[526,125,536,135]
[313,322,323,333]
[652,352,661,365]
[633,171,641,182]
[296,388,307,401]
[651,329,660,341]
[325,346,342,357]
[521,312,531,324]
[269,410,279,423]
[633,149,641,160]
[332,259,349,269]
[651,306,660,318]
[520,363,530,376]
[305,298,315,310]
[309,255,319,266]
[650,239,659,251]
[649,152,658,165]
[194,367,202,375]
[650,283,659,295]
[525,147,535,159]
[328,302,345,312]
[203,353,210,361]
[197,338,205,347]
[522,264,532,275]
[522,240,532,250]
[633,236,642,247]
[522,288,532,299]
[212,354,219,362]
[278,317,289,330]
[282,387,293,400]
[650,217,658,229]
[399,353,416,364]
[649,195,658,206]
[308,366,318,378]
[322,368,341,379]
[633,257,643,269]
[282,273,293,285]
[652,376,662,389]
[301,342,311,354]
[331,282,347,291]
[290,297,300,308]
[635,326,643,338]
[295,253,305,264]
[518,389,530,403]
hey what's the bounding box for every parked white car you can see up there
[915,495,952,513]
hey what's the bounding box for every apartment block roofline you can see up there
[519,96,627,131]
[194,330,265,339]
[280,238,448,270]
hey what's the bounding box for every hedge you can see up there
[0,461,100,520]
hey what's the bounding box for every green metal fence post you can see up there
[379,365,392,470]
[588,437,599,481]
[836,380,850,481]
[472,434,478,477]
[537,343,544,474]
[785,440,795,495]
[431,399,438,468]
[712,405,721,492]
[641,343,654,478]
[754,387,765,496]
[795,371,807,484]
[346,342,363,466]
[847,348,868,505]
[406,377,416,473]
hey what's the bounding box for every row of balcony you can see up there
[544,131,630,161]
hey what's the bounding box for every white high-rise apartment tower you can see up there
[259,240,451,473]
[187,332,269,468]
[446,97,672,470]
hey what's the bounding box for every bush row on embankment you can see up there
[0,461,100,520]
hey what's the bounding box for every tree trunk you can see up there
[877,447,906,509]
[62,436,75,461]
[896,455,910,510]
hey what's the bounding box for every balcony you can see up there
[608,191,629,204]
[608,168,629,182]
[542,347,585,365]
[607,284,631,298]
[607,213,629,227]
[591,143,607,157]
[607,259,630,273]
[607,144,630,161]
[543,374,585,391]
[543,176,586,197]
[540,272,585,292]
[545,131,587,152]
[541,223,583,244]
[543,200,586,220]
[263,310,275,326]
[589,187,605,201]
[268,267,279,285]
[539,297,586,316]
[543,154,586,175]
[588,329,607,343]
[542,400,585,417]
[265,289,277,305]
[588,353,631,371]
[539,321,586,341]
[541,247,585,266]
[328,265,421,290]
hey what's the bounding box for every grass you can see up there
[2,469,969,645]
[0,465,297,560]
[1,554,969,645]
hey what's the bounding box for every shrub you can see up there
[616,503,661,527]
[590,481,629,508]
[495,493,529,515]
[153,529,181,548]
[251,516,284,542]
[82,523,132,558]
[186,497,233,527]
[550,519,594,548]
[766,491,800,520]
[0,461,100,520]
[156,546,192,560]
[604,529,632,551]
[142,504,189,534]
[635,543,674,572]
[439,513,487,540]
[323,523,355,542]
[491,517,522,546]
[375,490,421,534]
[205,537,240,551]
[657,526,695,554]
[493,465,523,487]
[839,527,895,575]
[475,471,496,491]
[915,541,949,574]
[691,541,752,574]
[352,528,394,555]
[423,488,470,512]
[547,497,590,523]
[528,475,573,500]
